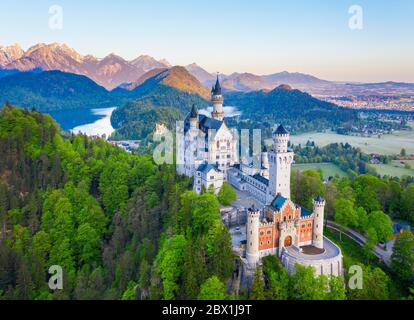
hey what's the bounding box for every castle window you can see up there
[217,141,220,148]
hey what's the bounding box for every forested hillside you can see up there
[0,105,234,300]
[226,85,358,136]
[0,71,119,111]
[111,85,208,140]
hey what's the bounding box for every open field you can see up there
[292,163,347,179]
[370,160,414,178]
[289,128,414,156]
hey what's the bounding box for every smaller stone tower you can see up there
[211,74,225,121]
[312,196,326,249]
[246,207,260,268]
[267,125,294,204]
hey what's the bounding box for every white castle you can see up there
[177,75,292,204]
[177,76,343,277]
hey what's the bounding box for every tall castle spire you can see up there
[211,73,224,121]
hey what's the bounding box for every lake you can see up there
[47,107,117,139]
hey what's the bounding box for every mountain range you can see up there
[2,43,414,97]
[0,43,337,93]
[0,43,171,90]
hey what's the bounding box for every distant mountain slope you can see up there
[111,67,211,140]
[0,44,24,66]
[130,55,170,73]
[124,66,211,100]
[263,71,330,86]
[2,43,170,90]
[222,73,273,91]
[0,70,117,111]
[185,63,216,84]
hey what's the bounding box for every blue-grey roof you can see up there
[271,195,287,210]
[199,115,223,132]
[190,104,198,118]
[315,196,324,202]
[253,174,269,186]
[184,113,223,135]
[273,124,289,135]
[212,75,222,95]
[196,163,218,174]
[301,207,313,218]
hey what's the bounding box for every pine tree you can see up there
[250,268,266,300]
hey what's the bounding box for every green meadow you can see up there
[292,163,347,179]
[289,123,414,156]
[370,160,414,178]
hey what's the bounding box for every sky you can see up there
[1,0,413,82]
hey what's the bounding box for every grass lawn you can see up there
[370,160,414,178]
[292,163,347,179]
[288,128,414,156]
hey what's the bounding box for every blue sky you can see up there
[1,0,413,82]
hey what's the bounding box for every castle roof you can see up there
[184,113,224,136]
[199,114,223,132]
[212,74,222,96]
[270,194,314,218]
[253,174,269,186]
[190,104,198,118]
[300,207,313,218]
[273,124,289,135]
[271,195,287,210]
[196,163,219,174]
[315,196,324,202]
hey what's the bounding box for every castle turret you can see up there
[246,208,260,268]
[189,104,199,129]
[266,125,294,203]
[273,124,289,153]
[211,74,225,121]
[312,196,326,249]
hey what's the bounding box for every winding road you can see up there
[326,220,394,266]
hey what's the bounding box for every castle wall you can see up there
[281,237,343,277]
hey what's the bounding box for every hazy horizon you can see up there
[1,0,414,82]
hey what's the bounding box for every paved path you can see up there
[326,220,394,266]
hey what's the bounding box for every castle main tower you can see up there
[211,74,225,121]
[266,125,294,204]
[246,208,260,268]
[312,196,326,249]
